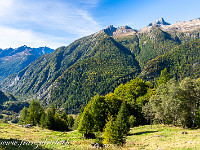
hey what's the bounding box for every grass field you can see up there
[0,122,200,150]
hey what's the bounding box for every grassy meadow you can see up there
[0,122,200,150]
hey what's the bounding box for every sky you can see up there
[0,0,200,49]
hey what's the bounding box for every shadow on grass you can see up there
[129,130,158,136]
[0,138,50,150]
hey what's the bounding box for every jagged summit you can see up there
[148,17,170,27]
[155,17,170,25]
[140,17,200,33]
[103,25,137,37]
[103,25,117,36]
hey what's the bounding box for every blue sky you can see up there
[0,0,200,49]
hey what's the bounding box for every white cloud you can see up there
[0,25,66,49]
[0,0,102,48]
[0,0,14,16]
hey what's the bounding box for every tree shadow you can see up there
[0,138,51,150]
[128,130,158,136]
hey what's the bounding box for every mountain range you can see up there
[0,18,199,113]
[0,46,54,82]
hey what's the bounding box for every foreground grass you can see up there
[0,122,94,150]
[125,124,200,150]
[1,123,200,149]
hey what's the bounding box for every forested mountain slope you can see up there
[141,39,200,80]
[45,36,140,112]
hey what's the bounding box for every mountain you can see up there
[0,32,140,113]
[0,90,16,105]
[0,18,200,113]
[141,39,200,80]
[0,46,54,82]
[46,36,140,112]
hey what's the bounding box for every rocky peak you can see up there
[156,17,170,25]
[103,25,117,36]
[118,25,132,30]
[148,18,170,27]
[103,25,137,37]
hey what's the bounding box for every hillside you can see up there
[0,32,113,100]
[141,39,200,80]
[0,46,54,82]
[0,18,200,112]
[0,90,16,106]
[46,36,140,113]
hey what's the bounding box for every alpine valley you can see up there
[0,18,200,113]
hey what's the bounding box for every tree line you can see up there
[18,100,74,131]
[18,68,200,145]
[75,69,200,145]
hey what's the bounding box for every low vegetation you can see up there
[1,122,200,150]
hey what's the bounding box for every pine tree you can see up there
[157,68,170,86]
[18,106,28,125]
[114,101,130,144]
[103,102,130,145]
[77,107,94,134]
[103,116,116,144]
[44,107,56,130]
[68,116,74,128]
[26,99,44,126]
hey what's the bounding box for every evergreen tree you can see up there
[18,106,28,125]
[103,116,116,144]
[40,113,46,128]
[157,68,170,86]
[103,102,130,145]
[61,111,68,120]
[44,107,56,130]
[90,95,108,132]
[77,107,94,134]
[114,102,130,138]
[26,100,44,126]
[68,116,74,128]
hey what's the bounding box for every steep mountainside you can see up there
[0,32,115,100]
[0,46,54,82]
[0,18,200,112]
[115,27,180,67]
[141,39,200,80]
[45,36,140,113]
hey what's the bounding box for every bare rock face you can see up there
[153,17,171,26]
[139,18,200,33]
[103,25,137,37]
[103,25,117,36]
[161,18,200,32]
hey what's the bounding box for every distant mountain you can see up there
[0,18,200,113]
[0,46,54,82]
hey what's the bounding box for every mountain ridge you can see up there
[0,46,54,82]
